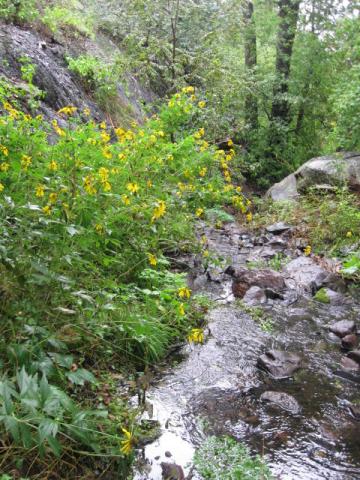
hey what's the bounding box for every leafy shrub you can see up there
[42,5,95,37]
[0,0,38,23]
[0,88,249,473]
[194,436,273,480]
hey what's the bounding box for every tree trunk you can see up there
[243,0,258,132]
[271,0,301,126]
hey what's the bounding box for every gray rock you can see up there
[266,222,292,234]
[266,152,360,201]
[284,257,328,291]
[260,391,301,414]
[329,320,356,338]
[243,286,267,306]
[266,174,298,202]
[257,350,302,379]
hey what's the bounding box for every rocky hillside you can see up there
[0,21,154,124]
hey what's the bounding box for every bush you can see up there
[0,0,38,23]
[0,88,249,474]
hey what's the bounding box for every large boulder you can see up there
[266,152,360,201]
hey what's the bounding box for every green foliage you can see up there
[0,0,38,23]
[194,436,273,480]
[42,4,95,37]
[341,253,360,280]
[0,87,249,473]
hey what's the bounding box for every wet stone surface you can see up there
[133,221,360,480]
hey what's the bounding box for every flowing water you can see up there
[133,222,360,480]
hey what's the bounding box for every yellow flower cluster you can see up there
[84,175,97,195]
[178,287,191,299]
[0,144,9,157]
[21,155,32,171]
[188,328,204,344]
[151,200,166,222]
[57,106,77,116]
[3,102,19,119]
[51,120,65,137]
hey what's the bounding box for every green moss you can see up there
[314,288,330,304]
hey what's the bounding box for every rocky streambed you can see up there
[133,220,360,480]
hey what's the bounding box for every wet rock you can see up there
[165,451,172,458]
[264,288,284,300]
[349,404,360,420]
[260,391,301,414]
[340,357,360,372]
[257,350,302,379]
[329,320,356,338]
[341,334,359,351]
[243,286,267,306]
[161,463,185,480]
[231,268,286,298]
[284,257,328,291]
[348,350,360,366]
[266,222,292,234]
[322,273,348,294]
[287,308,312,322]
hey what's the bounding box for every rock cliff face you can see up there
[0,22,153,123]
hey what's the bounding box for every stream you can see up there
[133,220,360,480]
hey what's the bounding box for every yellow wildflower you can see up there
[151,200,166,222]
[246,212,253,222]
[304,245,312,256]
[0,183,4,192]
[148,253,157,267]
[102,181,112,192]
[102,148,112,159]
[346,231,353,238]
[57,106,77,116]
[127,182,139,194]
[21,155,32,172]
[118,153,126,161]
[199,167,207,177]
[42,205,51,215]
[36,185,45,197]
[95,224,104,234]
[49,193,57,204]
[178,303,186,316]
[83,107,91,116]
[122,194,131,205]
[188,328,204,344]
[0,145,9,156]
[147,180,153,188]
[83,175,97,195]
[178,287,191,299]
[198,101,206,109]
[120,428,133,455]
[196,208,204,218]
[49,160,58,171]
[203,249,209,258]
[228,139,234,147]
[182,86,195,94]
[101,131,111,143]
[98,167,109,182]
[0,162,9,172]
[100,121,107,129]
[51,120,65,137]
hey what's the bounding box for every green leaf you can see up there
[66,369,96,386]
